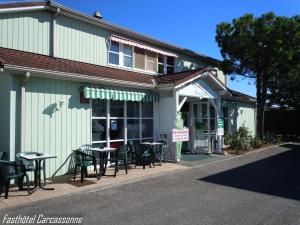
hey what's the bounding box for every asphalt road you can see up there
[1,143,300,225]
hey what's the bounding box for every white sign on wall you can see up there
[172,129,189,142]
[217,128,224,136]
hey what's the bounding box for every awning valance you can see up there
[111,35,178,58]
[83,87,159,102]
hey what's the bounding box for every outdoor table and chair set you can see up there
[73,141,167,183]
[0,141,167,198]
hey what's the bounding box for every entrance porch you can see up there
[157,68,231,161]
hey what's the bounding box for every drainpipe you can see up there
[52,8,60,57]
[20,72,30,152]
[216,96,222,153]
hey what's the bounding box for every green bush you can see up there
[227,126,252,151]
[250,136,263,149]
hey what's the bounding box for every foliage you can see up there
[227,126,253,151]
[250,136,263,149]
[263,132,281,144]
[226,127,281,151]
[216,13,300,137]
[267,71,300,110]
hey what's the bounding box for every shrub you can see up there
[227,126,252,151]
[250,136,263,149]
[224,133,232,146]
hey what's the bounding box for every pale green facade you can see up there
[56,15,109,65]
[24,77,91,177]
[0,11,52,55]
[0,4,255,175]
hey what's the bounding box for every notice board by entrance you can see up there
[172,129,189,142]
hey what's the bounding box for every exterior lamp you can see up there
[56,99,66,111]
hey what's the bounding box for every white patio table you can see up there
[20,153,57,191]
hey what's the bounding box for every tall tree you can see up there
[216,13,300,138]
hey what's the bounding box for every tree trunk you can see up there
[256,74,267,139]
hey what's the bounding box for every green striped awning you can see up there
[83,87,159,102]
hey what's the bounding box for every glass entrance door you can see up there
[191,101,215,153]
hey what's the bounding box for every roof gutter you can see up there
[0,5,48,13]
[4,64,155,89]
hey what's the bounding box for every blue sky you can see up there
[18,0,300,96]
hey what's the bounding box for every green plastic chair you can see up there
[132,143,151,170]
[108,145,129,177]
[16,152,46,187]
[79,145,97,171]
[153,145,164,166]
[0,152,6,160]
[0,160,30,199]
[73,149,98,183]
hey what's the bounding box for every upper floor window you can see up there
[108,41,119,65]
[108,40,175,74]
[166,56,175,74]
[158,54,164,74]
[109,41,133,68]
[123,44,133,68]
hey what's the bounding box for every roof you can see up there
[0,1,220,65]
[0,47,228,90]
[0,47,155,85]
[155,68,212,86]
[0,47,222,90]
[226,89,256,102]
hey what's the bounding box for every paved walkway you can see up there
[0,163,188,209]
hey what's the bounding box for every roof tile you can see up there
[0,48,154,85]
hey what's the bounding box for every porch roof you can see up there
[155,67,212,86]
[224,89,257,103]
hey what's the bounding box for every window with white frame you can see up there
[158,54,165,74]
[91,100,154,147]
[92,99,107,148]
[108,41,133,68]
[123,44,133,68]
[108,41,120,65]
[166,56,175,74]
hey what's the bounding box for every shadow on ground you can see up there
[200,144,300,201]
